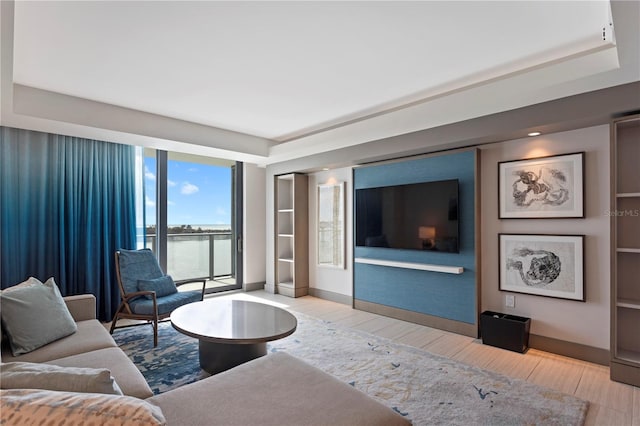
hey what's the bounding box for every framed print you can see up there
[498,152,584,218]
[499,234,585,301]
[317,182,345,268]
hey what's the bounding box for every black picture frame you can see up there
[499,233,585,302]
[498,152,585,219]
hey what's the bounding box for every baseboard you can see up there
[308,288,352,305]
[254,288,609,364]
[529,334,609,366]
[354,299,478,338]
[243,281,265,292]
[352,302,607,363]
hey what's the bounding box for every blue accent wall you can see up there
[353,150,477,324]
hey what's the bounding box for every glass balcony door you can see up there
[143,149,242,293]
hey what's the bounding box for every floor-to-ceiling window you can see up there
[142,148,242,293]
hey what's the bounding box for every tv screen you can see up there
[355,179,459,252]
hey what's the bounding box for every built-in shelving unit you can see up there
[610,114,640,386]
[275,173,309,297]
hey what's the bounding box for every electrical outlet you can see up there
[505,294,515,308]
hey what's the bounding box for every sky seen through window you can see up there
[144,157,231,229]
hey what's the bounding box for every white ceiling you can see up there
[2,1,639,165]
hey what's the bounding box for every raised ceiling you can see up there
[2,1,639,165]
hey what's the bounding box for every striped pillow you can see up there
[0,389,166,426]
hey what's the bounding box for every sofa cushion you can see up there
[0,389,166,426]
[129,290,201,315]
[0,362,122,395]
[1,320,116,363]
[0,277,77,356]
[47,347,153,399]
[148,352,410,426]
[137,275,177,299]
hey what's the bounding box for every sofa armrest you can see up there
[63,294,97,322]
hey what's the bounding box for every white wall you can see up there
[479,125,610,349]
[243,163,266,288]
[308,167,353,298]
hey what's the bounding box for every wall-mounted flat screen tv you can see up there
[355,179,459,252]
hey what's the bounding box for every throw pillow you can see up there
[0,389,166,426]
[0,362,122,395]
[0,277,40,353]
[1,276,42,350]
[2,276,42,291]
[137,275,178,299]
[0,277,77,356]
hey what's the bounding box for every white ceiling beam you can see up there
[264,44,621,166]
[12,84,273,162]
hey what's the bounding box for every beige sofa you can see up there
[1,294,410,425]
[1,294,153,400]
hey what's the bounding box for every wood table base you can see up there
[199,340,267,375]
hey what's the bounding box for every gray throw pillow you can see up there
[0,362,123,395]
[0,277,78,356]
[137,275,178,299]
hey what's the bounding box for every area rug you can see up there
[113,313,588,426]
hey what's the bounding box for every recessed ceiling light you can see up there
[322,168,329,171]
[528,132,541,137]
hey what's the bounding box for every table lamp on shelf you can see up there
[419,226,436,250]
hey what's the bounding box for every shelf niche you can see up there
[610,114,640,387]
[274,173,309,298]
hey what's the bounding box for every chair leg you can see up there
[153,317,158,347]
[109,302,126,334]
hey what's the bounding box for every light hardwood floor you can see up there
[211,290,639,426]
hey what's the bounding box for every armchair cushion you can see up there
[137,276,177,299]
[0,277,77,356]
[128,291,202,316]
[117,249,164,296]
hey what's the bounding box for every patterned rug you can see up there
[113,313,588,426]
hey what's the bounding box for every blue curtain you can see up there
[0,126,137,321]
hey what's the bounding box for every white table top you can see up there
[170,299,297,344]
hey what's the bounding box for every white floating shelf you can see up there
[354,257,464,274]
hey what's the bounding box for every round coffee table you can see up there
[170,299,297,374]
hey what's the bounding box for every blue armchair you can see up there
[109,248,205,346]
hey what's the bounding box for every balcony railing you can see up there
[145,232,233,281]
